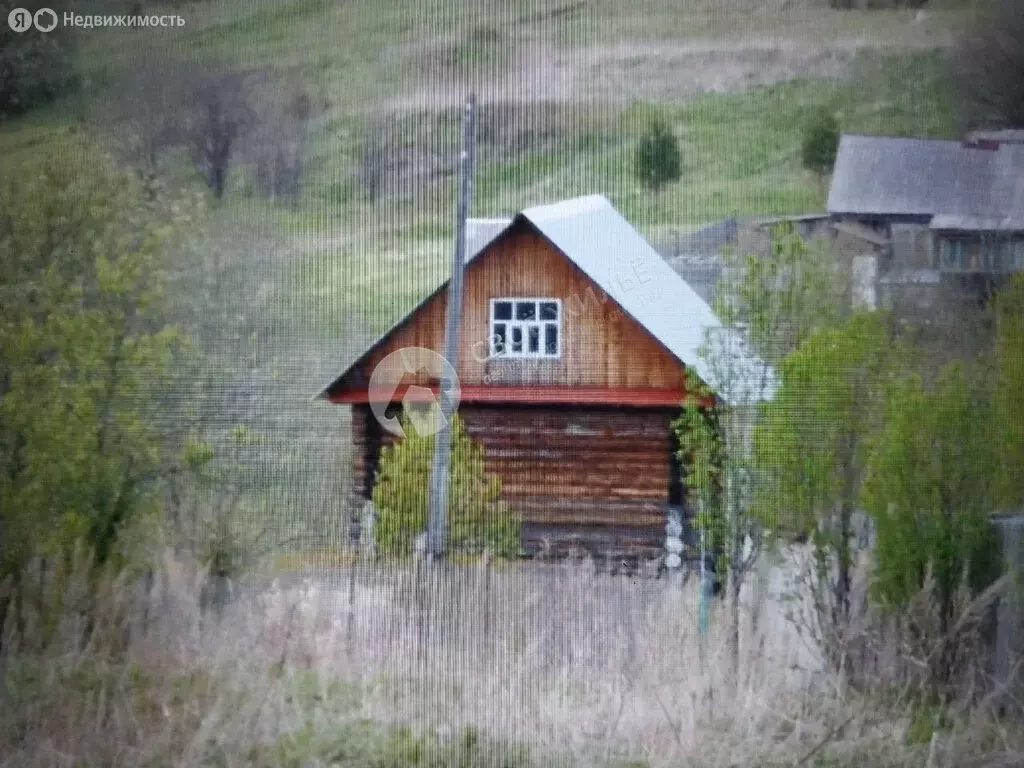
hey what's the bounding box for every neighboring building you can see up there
[659,214,888,312]
[742,214,889,311]
[655,217,739,306]
[966,129,1024,147]
[317,195,773,564]
[827,133,1024,319]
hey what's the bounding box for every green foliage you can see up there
[0,137,182,583]
[0,1,77,118]
[372,412,520,559]
[681,224,851,583]
[673,378,728,557]
[633,111,682,191]
[720,221,851,366]
[754,312,898,541]
[800,106,840,176]
[862,363,1003,618]
[174,426,280,580]
[754,310,901,645]
[993,273,1024,507]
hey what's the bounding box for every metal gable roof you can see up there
[518,195,775,405]
[317,195,776,406]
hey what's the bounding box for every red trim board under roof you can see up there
[329,385,713,409]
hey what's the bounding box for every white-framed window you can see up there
[489,298,561,359]
[1014,240,1024,270]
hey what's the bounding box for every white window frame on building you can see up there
[489,298,562,359]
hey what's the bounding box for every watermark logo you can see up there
[7,7,57,32]
[7,9,185,31]
[368,347,460,439]
[8,8,31,31]
[33,7,56,32]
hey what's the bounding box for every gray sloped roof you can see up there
[832,220,889,247]
[652,218,738,307]
[967,129,1024,145]
[750,213,831,228]
[666,253,722,306]
[318,195,775,406]
[466,217,512,258]
[930,144,1024,230]
[521,196,774,404]
[673,217,739,252]
[993,143,1024,229]
[828,135,1024,232]
[827,134,998,217]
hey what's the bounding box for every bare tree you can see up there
[105,58,192,177]
[951,0,1024,129]
[108,61,314,204]
[358,113,400,202]
[244,77,314,203]
[183,69,259,200]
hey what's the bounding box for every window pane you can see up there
[528,325,539,353]
[492,323,506,354]
[943,240,964,269]
[493,301,512,321]
[539,301,558,320]
[544,324,558,355]
[515,302,536,321]
[511,326,522,352]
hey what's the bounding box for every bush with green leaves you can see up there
[673,378,726,560]
[0,139,184,579]
[754,312,900,664]
[862,363,1003,630]
[800,106,840,177]
[0,137,190,647]
[993,273,1024,507]
[372,412,520,559]
[634,113,682,191]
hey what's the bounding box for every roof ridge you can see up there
[318,195,776,405]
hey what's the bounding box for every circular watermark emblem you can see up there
[7,8,32,32]
[368,347,460,439]
[33,7,58,32]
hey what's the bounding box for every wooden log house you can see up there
[317,195,773,564]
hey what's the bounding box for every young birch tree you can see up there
[673,222,850,670]
[753,312,901,672]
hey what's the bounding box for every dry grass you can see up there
[3,548,1021,767]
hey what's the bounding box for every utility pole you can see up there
[426,93,477,561]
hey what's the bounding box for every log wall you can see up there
[350,403,678,562]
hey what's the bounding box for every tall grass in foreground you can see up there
[1,550,1021,767]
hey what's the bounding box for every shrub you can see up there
[861,362,1004,694]
[634,113,682,191]
[372,412,520,558]
[800,106,840,177]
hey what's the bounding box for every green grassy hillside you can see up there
[0,0,968,552]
